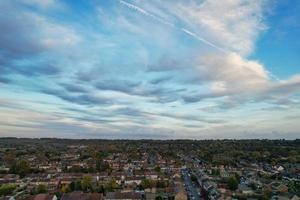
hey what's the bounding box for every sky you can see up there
[0,0,299,139]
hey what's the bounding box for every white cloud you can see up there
[183,52,300,106]
[198,52,269,92]
[170,0,267,55]
[28,14,80,49]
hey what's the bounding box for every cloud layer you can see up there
[0,0,299,139]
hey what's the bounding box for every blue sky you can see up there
[0,0,299,139]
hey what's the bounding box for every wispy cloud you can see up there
[119,0,227,53]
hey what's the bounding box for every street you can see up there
[181,169,202,200]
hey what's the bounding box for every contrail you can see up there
[119,0,175,28]
[119,0,227,53]
[181,28,227,53]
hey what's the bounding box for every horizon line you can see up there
[0,137,299,141]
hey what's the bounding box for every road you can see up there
[181,169,202,200]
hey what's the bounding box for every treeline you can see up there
[1,138,299,167]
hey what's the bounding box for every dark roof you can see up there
[62,192,103,200]
[27,194,55,200]
[105,192,142,199]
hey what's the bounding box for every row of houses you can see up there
[24,191,156,200]
[195,169,221,200]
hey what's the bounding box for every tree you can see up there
[136,184,144,191]
[4,151,15,166]
[156,195,163,200]
[96,161,111,173]
[69,181,75,191]
[154,166,161,173]
[227,176,238,191]
[74,180,82,191]
[61,185,70,193]
[95,185,105,193]
[191,174,198,183]
[249,182,257,190]
[0,184,16,196]
[9,160,31,178]
[36,184,47,194]
[105,179,118,191]
[81,175,92,191]
[212,169,220,176]
[18,160,31,177]
[54,191,62,200]
[96,159,101,172]
[141,179,154,189]
[156,181,166,188]
[288,181,300,196]
[262,188,272,200]
[235,173,241,182]
[88,166,95,173]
